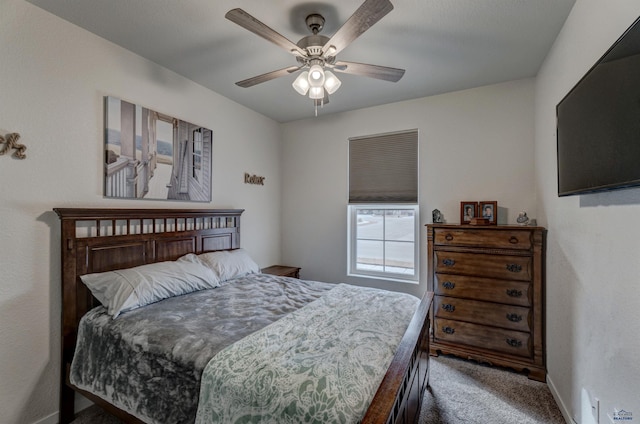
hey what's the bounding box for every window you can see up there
[192,129,203,182]
[348,205,419,282]
[347,129,419,282]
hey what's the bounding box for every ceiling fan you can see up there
[225,0,405,113]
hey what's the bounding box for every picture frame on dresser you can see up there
[479,201,497,225]
[460,201,477,224]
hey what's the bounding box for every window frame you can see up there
[192,128,203,182]
[347,204,420,284]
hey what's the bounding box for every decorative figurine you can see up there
[516,211,530,226]
[432,209,444,223]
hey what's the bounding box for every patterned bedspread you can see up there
[71,275,419,424]
[70,274,334,424]
[195,284,419,424]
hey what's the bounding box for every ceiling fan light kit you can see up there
[292,71,310,95]
[225,0,405,116]
[323,71,341,94]
[308,86,325,100]
[308,64,325,87]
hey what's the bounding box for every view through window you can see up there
[349,205,418,281]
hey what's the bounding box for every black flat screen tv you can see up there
[557,16,640,197]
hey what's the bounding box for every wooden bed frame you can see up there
[55,208,433,424]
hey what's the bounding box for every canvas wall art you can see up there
[104,96,212,202]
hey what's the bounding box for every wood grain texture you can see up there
[322,0,394,55]
[55,208,243,424]
[225,8,306,56]
[56,208,433,424]
[427,224,546,382]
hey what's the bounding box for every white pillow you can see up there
[193,248,260,282]
[80,260,220,318]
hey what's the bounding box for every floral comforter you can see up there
[195,284,419,424]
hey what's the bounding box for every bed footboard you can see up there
[361,290,433,424]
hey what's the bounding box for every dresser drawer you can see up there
[434,274,531,306]
[434,318,532,358]
[434,251,532,281]
[434,296,531,332]
[434,228,533,250]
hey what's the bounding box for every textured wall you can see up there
[280,78,537,298]
[0,1,282,423]
[535,0,640,422]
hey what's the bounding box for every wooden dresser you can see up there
[426,224,546,381]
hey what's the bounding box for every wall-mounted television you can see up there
[557,16,640,197]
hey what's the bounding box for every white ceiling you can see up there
[26,0,576,123]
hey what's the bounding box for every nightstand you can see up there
[261,265,301,279]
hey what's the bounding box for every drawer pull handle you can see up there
[442,281,456,290]
[506,338,523,348]
[442,326,455,335]
[506,264,522,273]
[441,304,456,313]
[445,234,454,241]
[442,258,455,267]
[509,236,519,244]
[506,313,523,322]
[506,289,523,298]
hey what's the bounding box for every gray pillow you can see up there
[80,260,220,317]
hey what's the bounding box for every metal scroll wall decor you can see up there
[0,132,27,159]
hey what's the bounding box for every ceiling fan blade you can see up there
[322,0,394,56]
[226,8,306,57]
[236,66,302,88]
[333,61,405,82]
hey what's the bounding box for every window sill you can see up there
[347,272,419,285]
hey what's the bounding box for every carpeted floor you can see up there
[72,355,566,424]
[420,355,565,423]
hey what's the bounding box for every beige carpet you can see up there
[420,355,565,423]
[72,355,565,424]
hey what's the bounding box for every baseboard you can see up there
[547,373,575,424]
[31,396,93,424]
[31,411,58,424]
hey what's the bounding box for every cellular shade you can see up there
[349,129,418,203]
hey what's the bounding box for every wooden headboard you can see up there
[54,208,243,422]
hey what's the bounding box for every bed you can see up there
[55,208,433,424]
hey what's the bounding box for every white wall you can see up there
[0,1,282,423]
[281,78,537,297]
[535,1,640,423]
[11,0,640,422]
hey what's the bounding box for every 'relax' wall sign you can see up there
[244,173,265,186]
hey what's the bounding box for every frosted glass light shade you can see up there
[323,70,341,94]
[292,71,310,95]
[308,86,325,100]
[308,64,325,88]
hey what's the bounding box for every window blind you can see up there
[348,129,418,203]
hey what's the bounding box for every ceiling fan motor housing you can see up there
[296,34,330,59]
[305,13,325,34]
